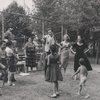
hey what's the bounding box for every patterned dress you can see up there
[24,42,36,68]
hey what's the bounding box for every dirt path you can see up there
[0,62,100,100]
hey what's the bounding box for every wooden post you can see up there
[96,39,100,64]
[1,12,4,40]
[42,19,45,37]
[61,23,63,41]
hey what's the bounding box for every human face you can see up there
[28,38,32,42]
[64,34,68,41]
[77,36,82,43]
[48,30,53,36]
[1,43,6,50]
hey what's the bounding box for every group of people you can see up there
[0,28,41,95]
[0,28,93,98]
[43,29,92,98]
[0,41,16,87]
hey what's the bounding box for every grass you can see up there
[0,61,100,100]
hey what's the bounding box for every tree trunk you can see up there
[96,40,100,64]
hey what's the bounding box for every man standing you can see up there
[44,29,55,55]
[43,29,55,77]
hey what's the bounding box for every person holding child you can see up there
[45,44,63,98]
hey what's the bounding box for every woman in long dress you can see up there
[70,35,92,77]
[60,34,70,73]
[24,38,36,72]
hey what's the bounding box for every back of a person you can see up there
[49,54,59,65]
[80,65,87,77]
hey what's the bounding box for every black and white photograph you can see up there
[0,0,100,100]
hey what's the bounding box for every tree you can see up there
[3,1,32,39]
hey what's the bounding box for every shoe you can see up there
[50,94,57,98]
[6,82,12,86]
[84,94,90,99]
[56,92,60,96]
[12,83,15,86]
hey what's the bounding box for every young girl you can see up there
[5,41,16,86]
[45,44,63,98]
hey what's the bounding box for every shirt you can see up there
[44,35,55,52]
[5,47,13,57]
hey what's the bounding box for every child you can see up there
[45,44,63,98]
[5,41,16,86]
[72,58,90,98]
[0,63,7,96]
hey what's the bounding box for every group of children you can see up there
[0,40,17,95]
[45,44,90,98]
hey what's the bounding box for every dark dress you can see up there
[25,43,36,68]
[72,43,92,72]
[45,54,63,82]
[7,54,16,72]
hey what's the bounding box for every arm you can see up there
[47,55,50,66]
[0,63,6,70]
[70,46,76,55]
[84,43,91,54]
[72,67,80,78]
[23,43,28,57]
[86,71,88,77]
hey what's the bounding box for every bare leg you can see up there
[83,81,90,99]
[78,84,82,95]
[7,71,12,85]
[50,82,57,98]
[54,82,57,94]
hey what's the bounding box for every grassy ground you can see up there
[0,61,100,100]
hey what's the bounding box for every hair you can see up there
[79,58,85,65]
[6,41,12,47]
[77,35,85,43]
[50,44,57,54]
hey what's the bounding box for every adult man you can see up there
[44,29,55,55]
[43,29,55,77]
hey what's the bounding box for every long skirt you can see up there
[60,49,69,70]
[26,57,36,68]
[74,53,92,72]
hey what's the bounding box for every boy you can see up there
[72,58,90,98]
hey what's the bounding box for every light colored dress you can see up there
[60,41,70,71]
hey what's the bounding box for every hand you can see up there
[59,65,62,69]
[72,75,74,79]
